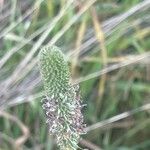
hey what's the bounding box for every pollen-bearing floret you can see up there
[38,46,86,150]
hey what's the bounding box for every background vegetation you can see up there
[0,0,150,149]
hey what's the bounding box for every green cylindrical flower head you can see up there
[38,45,85,150]
[38,46,70,97]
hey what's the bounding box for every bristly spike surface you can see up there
[38,46,85,150]
[38,46,70,97]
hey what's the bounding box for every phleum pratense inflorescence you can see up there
[38,46,85,150]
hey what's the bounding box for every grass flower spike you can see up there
[38,46,85,150]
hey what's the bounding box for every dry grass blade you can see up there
[81,54,150,64]
[74,52,150,84]
[91,7,108,112]
[86,103,150,132]
[80,139,103,150]
[1,92,43,110]
[71,14,87,78]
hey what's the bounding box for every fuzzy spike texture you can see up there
[38,46,85,150]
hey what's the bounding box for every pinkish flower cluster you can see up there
[41,85,86,149]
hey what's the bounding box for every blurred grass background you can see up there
[0,0,150,150]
